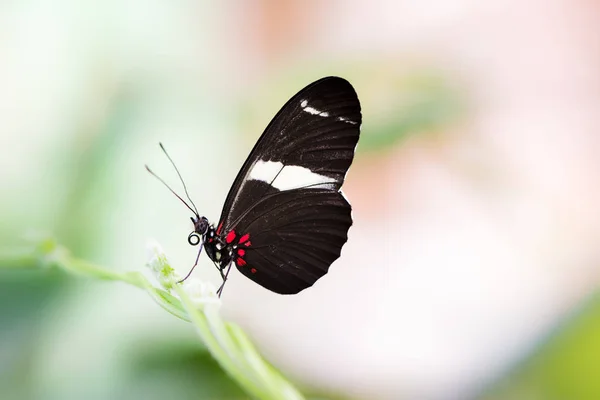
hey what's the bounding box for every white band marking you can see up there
[304,106,329,117]
[249,160,336,191]
[300,99,329,117]
[337,116,358,125]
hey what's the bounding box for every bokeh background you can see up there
[2,1,600,399]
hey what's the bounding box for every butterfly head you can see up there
[188,215,209,246]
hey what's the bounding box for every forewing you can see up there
[230,189,352,294]
[218,77,361,231]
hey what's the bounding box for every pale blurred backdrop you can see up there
[1,1,600,399]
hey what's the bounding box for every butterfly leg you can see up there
[177,240,204,283]
[216,260,233,297]
[216,261,226,280]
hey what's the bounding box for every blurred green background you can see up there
[2,1,599,399]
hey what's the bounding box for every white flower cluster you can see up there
[146,240,221,308]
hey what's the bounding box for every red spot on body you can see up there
[239,233,250,244]
[244,241,252,247]
[237,249,245,257]
[250,268,257,274]
[216,221,224,235]
[208,238,214,243]
[236,258,247,267]
[225,231,236,243]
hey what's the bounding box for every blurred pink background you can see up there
[1,1,599,399]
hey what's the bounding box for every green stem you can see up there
[0,238,305,400]
[0,247,40,269]
[173,284,270,399]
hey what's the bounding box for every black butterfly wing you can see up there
[230,189,352,294]
[217,77,361,294]
[218,76,361,229]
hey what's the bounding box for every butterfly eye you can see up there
[188,232,201,246]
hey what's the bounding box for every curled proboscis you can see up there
[188,232,201,246]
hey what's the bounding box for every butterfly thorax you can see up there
[204,225,232,269]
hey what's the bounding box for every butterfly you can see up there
[148,77,361,296]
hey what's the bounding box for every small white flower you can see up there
[182,279,222,308]
[145,240,181,290]
[146,240,166,270]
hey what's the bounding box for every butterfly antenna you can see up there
[145,165,197,216]
[159,143,200,216]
